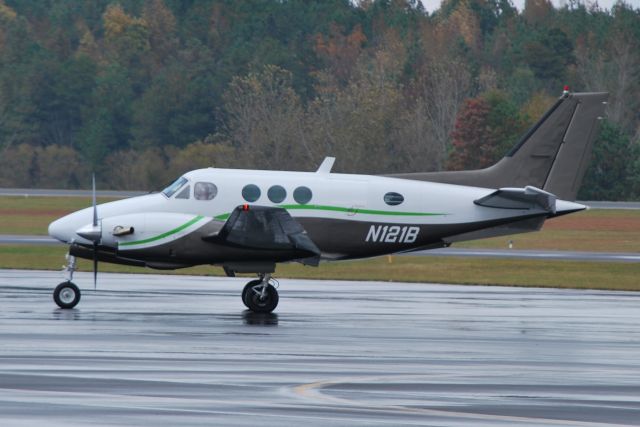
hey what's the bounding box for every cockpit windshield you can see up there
[162,176,188,198]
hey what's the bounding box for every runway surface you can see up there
[581,201,640,210]
[3,234,640,262]
[0,188,145,198]
[419,247,640,262]
[1,269,639,426]
[0,234,60,245]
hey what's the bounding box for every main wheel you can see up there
[53,281,81,309]
[244,282,279,313]
[242,280,262,308]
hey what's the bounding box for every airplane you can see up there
[48,90,608,313]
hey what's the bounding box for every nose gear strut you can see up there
[53,252,81,309]
[63,252,77,282]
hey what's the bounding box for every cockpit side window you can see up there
[194,182,218,200]
[162,176,188,198]
[175,185,190,199]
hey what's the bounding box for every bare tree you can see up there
[307,49,408,174]
[418,59,472,170]
[105,148,166,190]
[608,33,639,134]
[222,65,312,170]
[576,28,639,137]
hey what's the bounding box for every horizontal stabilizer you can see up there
[474,186,557,214]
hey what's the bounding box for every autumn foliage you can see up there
[448,98,495,170]
[0,0,638,199]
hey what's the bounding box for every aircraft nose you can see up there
[48,216,75,243]
[49,209,93,244]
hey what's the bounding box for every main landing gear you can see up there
[53,253,81,309]
[51,254,279,313]
[242,273,279,313]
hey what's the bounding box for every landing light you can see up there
[113,225,135,236]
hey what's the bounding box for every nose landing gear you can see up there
[54,281,81,309]
[53,253,81,309]
[242,273,279,313]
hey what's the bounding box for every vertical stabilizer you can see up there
[541,93,608,199]
[389,91,609,200]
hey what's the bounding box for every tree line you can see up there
[0,0,638,199]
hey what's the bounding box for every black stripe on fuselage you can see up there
[71,214,545,268]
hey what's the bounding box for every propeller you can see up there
[92,174,98,290]
[76,174,101,290]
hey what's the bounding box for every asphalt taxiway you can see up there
[1,270,639,426]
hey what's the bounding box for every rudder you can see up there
[541,92,608,200]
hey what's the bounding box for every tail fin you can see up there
[390,91,609,200]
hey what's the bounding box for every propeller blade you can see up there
[92,174,97,227]
[93,242,98,291]
[92,174,98,291]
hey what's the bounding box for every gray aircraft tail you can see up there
[390,91,609,201]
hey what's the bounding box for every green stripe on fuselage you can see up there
[119,215,205,247]
[278,204,447,216]
[120,206,446,248]
[211,204,447,221]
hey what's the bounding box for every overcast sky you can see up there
[419,0,640,13]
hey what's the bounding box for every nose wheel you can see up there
[242,274,279,313]
[54,281,81,309]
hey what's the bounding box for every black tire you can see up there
[242,280,262,308]
[244,283,279,313]
[53,281,81,309]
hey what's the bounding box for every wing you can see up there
[202,205,321,266]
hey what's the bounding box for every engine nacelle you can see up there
[100,212,209,250]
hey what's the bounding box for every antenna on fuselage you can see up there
[316,157,335,174]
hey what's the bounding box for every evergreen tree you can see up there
[579,121,640,201]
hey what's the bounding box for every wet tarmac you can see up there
[0,269,639,426]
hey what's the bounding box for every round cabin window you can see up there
[293,186,312,205]
[267,185,287,203]
[242,184,261,202]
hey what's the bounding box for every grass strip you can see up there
[3,195,640,253]
[0,196,117,235]
[2,245,638,292]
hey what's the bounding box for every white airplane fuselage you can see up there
[49,166,583,269]
[44,90,607,312]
